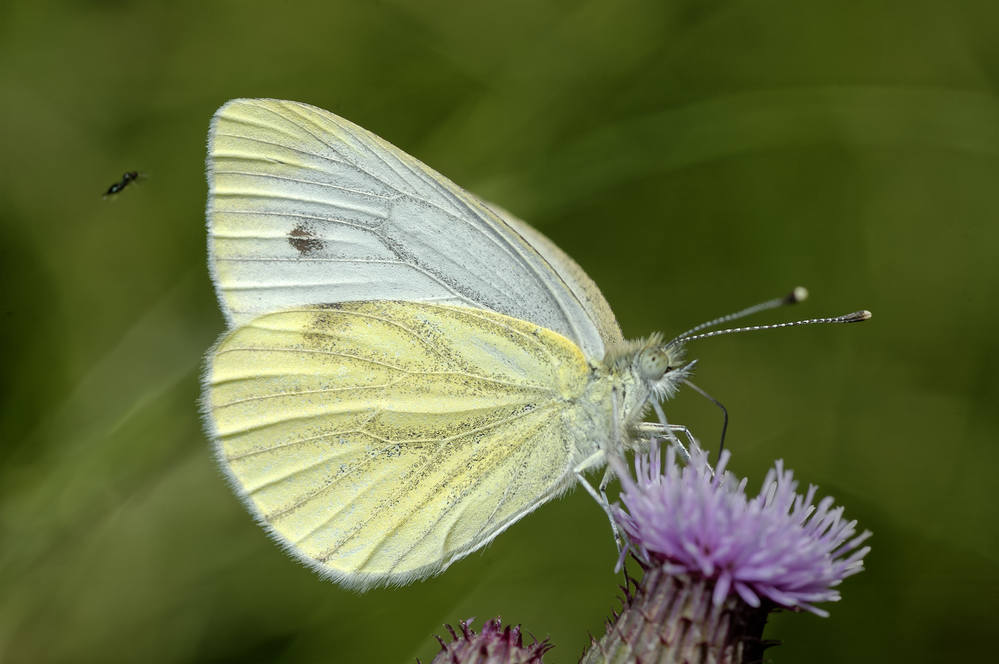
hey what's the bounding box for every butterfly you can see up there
[201,99,868,590]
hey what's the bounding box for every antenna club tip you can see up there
[785,286,809,304]
[846,310,873,322]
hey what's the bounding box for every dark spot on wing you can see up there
[288,223,324,255]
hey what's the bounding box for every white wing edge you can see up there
[204,100,233,328]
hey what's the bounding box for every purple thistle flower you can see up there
[613,443,871,617]
[426,618,552,664]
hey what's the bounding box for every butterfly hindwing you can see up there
[205,301,597,588]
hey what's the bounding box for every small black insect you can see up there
[104,171,140,197]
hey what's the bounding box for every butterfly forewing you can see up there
[206,98,615,359]
[206,301,597,588]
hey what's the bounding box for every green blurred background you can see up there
[2,0,997,661]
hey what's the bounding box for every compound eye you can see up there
[638,348,671,380]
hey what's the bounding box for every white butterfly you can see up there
[201,98,867,590]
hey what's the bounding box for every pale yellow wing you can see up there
[203,301,597,588]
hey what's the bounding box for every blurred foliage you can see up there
[1,0,998,662]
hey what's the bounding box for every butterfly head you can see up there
[641,341,695,401]
[606,335,694,403]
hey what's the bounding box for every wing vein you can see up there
[214,369,550,410]
[210,209,375,233]
[212,189,389,219]
[381,409,559,572]
[213,168,395,201]
[282,404,554,548]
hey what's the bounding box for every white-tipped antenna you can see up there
[667,286,809,347]
[676,310,872,344]
[660,290,870,459]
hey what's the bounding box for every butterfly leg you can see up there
[649,399,693,463]
[573,452,623,553]
[604,386,628,553]
[636,414,716,476]
[572,384,631,553]
[635,423,697,464]
[603,385,627,485]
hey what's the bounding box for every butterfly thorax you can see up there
[586,334,690,446]
[561,335,687,467]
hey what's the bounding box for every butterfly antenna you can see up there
[676,310,871,344]
[667,286,809,347]
[682,379,728,460]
